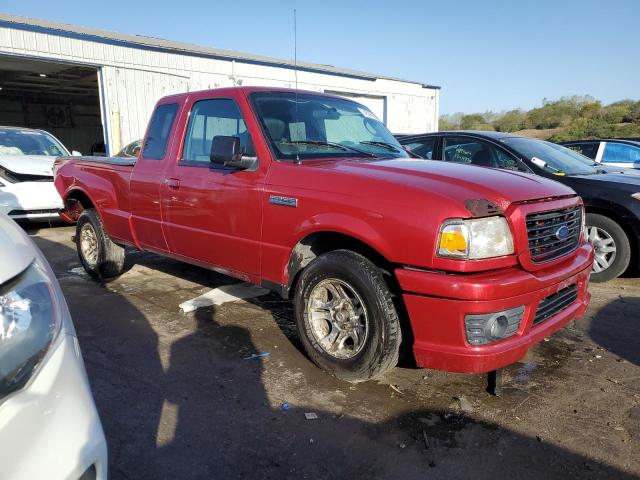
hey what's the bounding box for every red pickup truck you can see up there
[54,87,593,382]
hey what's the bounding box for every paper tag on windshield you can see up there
[531,157,547,168]
[358,107,379,121]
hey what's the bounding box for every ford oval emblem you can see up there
[555,225,570,240]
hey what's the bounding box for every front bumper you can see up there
[0,334,107,480]
[396,242,593,373]
[0,181,63,220]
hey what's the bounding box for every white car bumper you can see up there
[0,181,63,220]
[0,333,108,480]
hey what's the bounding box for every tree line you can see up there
[440,96,640,141]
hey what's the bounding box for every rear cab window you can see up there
[142,103,179,160]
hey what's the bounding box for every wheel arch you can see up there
[63,187,96,221]
[283,230,397,300]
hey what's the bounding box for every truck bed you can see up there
[54,155,137,245]
[57,155,137,167]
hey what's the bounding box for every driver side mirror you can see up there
[71,150,82,156]
[210,136,256,170]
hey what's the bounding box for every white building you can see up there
[0,14,440,155]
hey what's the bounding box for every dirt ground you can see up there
[28,224,640,479]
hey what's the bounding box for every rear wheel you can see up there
[586,213,630,283]
[294,250,401,382]
[76,208,125,279]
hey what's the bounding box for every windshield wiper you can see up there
[358,140,403,153]
[280,140,377,157]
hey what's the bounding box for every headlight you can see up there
[438,216,514,260]
[0,259,61,401]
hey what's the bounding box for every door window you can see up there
[601,142,640,164]
[142,103,178,160]
[403,138,436,159]
[443,136,525,170]
[566,142,599,159]
[182,99,254,165]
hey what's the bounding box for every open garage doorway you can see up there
[326,90,388,125]
[0,55,104,155]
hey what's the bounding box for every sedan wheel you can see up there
[587,226,616,273]
[585,213,631,283]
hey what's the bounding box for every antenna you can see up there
[294,8,298,92]
[293,8,301,164]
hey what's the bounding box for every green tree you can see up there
[459,114,494,130]
[494,109,526,132]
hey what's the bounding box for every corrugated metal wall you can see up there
[0,25,438,154]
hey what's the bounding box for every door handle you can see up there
[165,178,180,189]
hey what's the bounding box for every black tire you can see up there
[75,208,125,280]
[294,250,401,382]
[586,213,631,283]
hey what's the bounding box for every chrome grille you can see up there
[526,206,582,263]
[533,284,578,325]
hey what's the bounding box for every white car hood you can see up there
[0,213,35,284]
[0,155,55,177]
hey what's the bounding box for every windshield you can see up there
[251,91,407,161]
[501,137,597,176]
[0,129,68,157]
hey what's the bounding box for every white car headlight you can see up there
[438,216,514,260]
[0,259,61,401]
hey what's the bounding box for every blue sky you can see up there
[2,0,638,114]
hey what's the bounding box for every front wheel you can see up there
[294,250,401,382]
[586,213,630,283]
[76,208,125,280]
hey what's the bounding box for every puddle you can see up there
[513,362,537,385]
[60,266,91,279]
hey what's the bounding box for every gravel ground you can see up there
[28,224,640,479]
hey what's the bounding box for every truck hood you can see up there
[0,213,35,284]
[331,158,575,209]
[0,155,55,177]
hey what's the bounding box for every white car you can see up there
[0,127,78,221]
[0,213,107,479]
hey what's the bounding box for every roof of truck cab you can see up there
[158,86,361,101]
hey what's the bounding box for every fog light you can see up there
[488,315,508,339]
[465,306,525,345]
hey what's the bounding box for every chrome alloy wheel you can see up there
[80,223,99,267]
[587,225,616,273]
[306,278,369,360]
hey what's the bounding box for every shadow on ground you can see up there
[31,234,637,479]
[589,296,640,366]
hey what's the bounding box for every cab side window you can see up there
[404,138,436,159]
[182,99,254,165]
[142,103,179,160]
[601,143,640,164]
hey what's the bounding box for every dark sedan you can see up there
[397,131,640,282]
[560,139,640,170]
